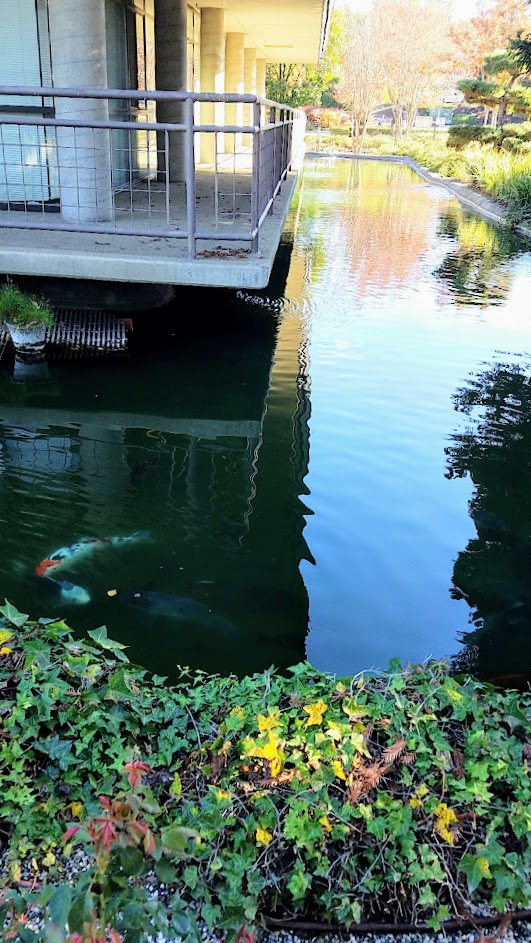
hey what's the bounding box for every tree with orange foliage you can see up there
[451,0,530,79]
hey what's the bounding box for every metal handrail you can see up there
[0,86,305,257]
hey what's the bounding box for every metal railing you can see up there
[0,86,306,258]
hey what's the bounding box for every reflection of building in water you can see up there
[446,360,531,686]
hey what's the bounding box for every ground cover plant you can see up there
[305,128,531,226]
[0,602,530,941]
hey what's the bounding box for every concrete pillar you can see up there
[200,8,225,164]
[243,48,257,148]
[256,58,267,100]
[224,33,244,154]
[154,0,188,183]
[48,0,113,223]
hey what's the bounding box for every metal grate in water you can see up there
[47,309,129,359]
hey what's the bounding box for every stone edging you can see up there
[305,150,531,240]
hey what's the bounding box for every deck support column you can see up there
[243,48,257,148]
[48,0,113,222]
[155,0,188,182]
[256,58,267,99]
[224,33,245,154]
[200,8,225,164]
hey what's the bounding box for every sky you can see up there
[335,0,479,21]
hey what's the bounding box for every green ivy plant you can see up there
[0,601,530,941]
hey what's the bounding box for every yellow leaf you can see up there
[31,858,39,873]
[255,827,273,846]
[11,862,21,883]
[69,801,84,820]
[170,772,182,799]
[269,755,282,777]
[0,629,14,646]
[409,798,423,809]
[216,789,231,800]
[477,857,491,877]
[304,699,328,726]
[0,647,12,655]
[415,784,430,799]
[332,760,346,780]
[319,815,332,833]
[248,732,279,761]
[434,802,458,844]
[106,589,118,597]
[42,851,56,868]
[258,711,281,733]
[335,682,346,694]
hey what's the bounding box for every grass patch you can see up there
[0,603,530,940]
[305,131,531,226]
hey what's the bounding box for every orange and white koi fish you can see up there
[35,532,150,578]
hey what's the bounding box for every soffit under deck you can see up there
[195,0,332,63]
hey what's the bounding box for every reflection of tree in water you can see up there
[446,360,531,684]
[299,161,433,290]
[435,208,525,307]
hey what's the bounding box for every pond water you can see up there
[1,157,531,684]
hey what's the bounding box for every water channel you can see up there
[1,157,531,683]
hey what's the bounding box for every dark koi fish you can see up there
[114,589,236,633]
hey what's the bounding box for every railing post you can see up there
[185,96,197,259]
[251,99,261,254]
[269,105,276,215]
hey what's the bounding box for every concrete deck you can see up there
[0,170,298,289]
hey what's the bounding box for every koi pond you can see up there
[1,157,531,684]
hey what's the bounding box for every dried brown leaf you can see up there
[401,752,416,766]
[452,748,465,779]
[382,737,407,764]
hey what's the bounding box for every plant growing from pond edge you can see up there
[0,282,55,329]
[0,600,530,940]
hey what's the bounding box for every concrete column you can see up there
[224,33,244,154]
[243,48,257,147]
[48,0,113,223]
[155,0,188,183]
[256,58,267,100]
[200,8,225,164]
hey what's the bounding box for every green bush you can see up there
[1,602,531,940]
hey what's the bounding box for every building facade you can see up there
[0,0,332,287]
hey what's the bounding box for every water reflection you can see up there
[446,359,531,686]
[435,208,526,307]
[0,272,312,677]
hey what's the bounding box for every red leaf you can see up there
[109,931,123,943]
[123,761,153,790]
[63,825,80,842]
[98,819,118,850]
[144,828,156,856]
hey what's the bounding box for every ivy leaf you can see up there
[87,625,129,662]
[303,699,328,726]
[35,736,73,771]
[459,854,492,893]
[288,863,311,900]
[0,600,28,627]
[426,904,450,931]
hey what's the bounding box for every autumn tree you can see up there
[335,11,384,151]
[451,0,530,78]
[373,0,451,133]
